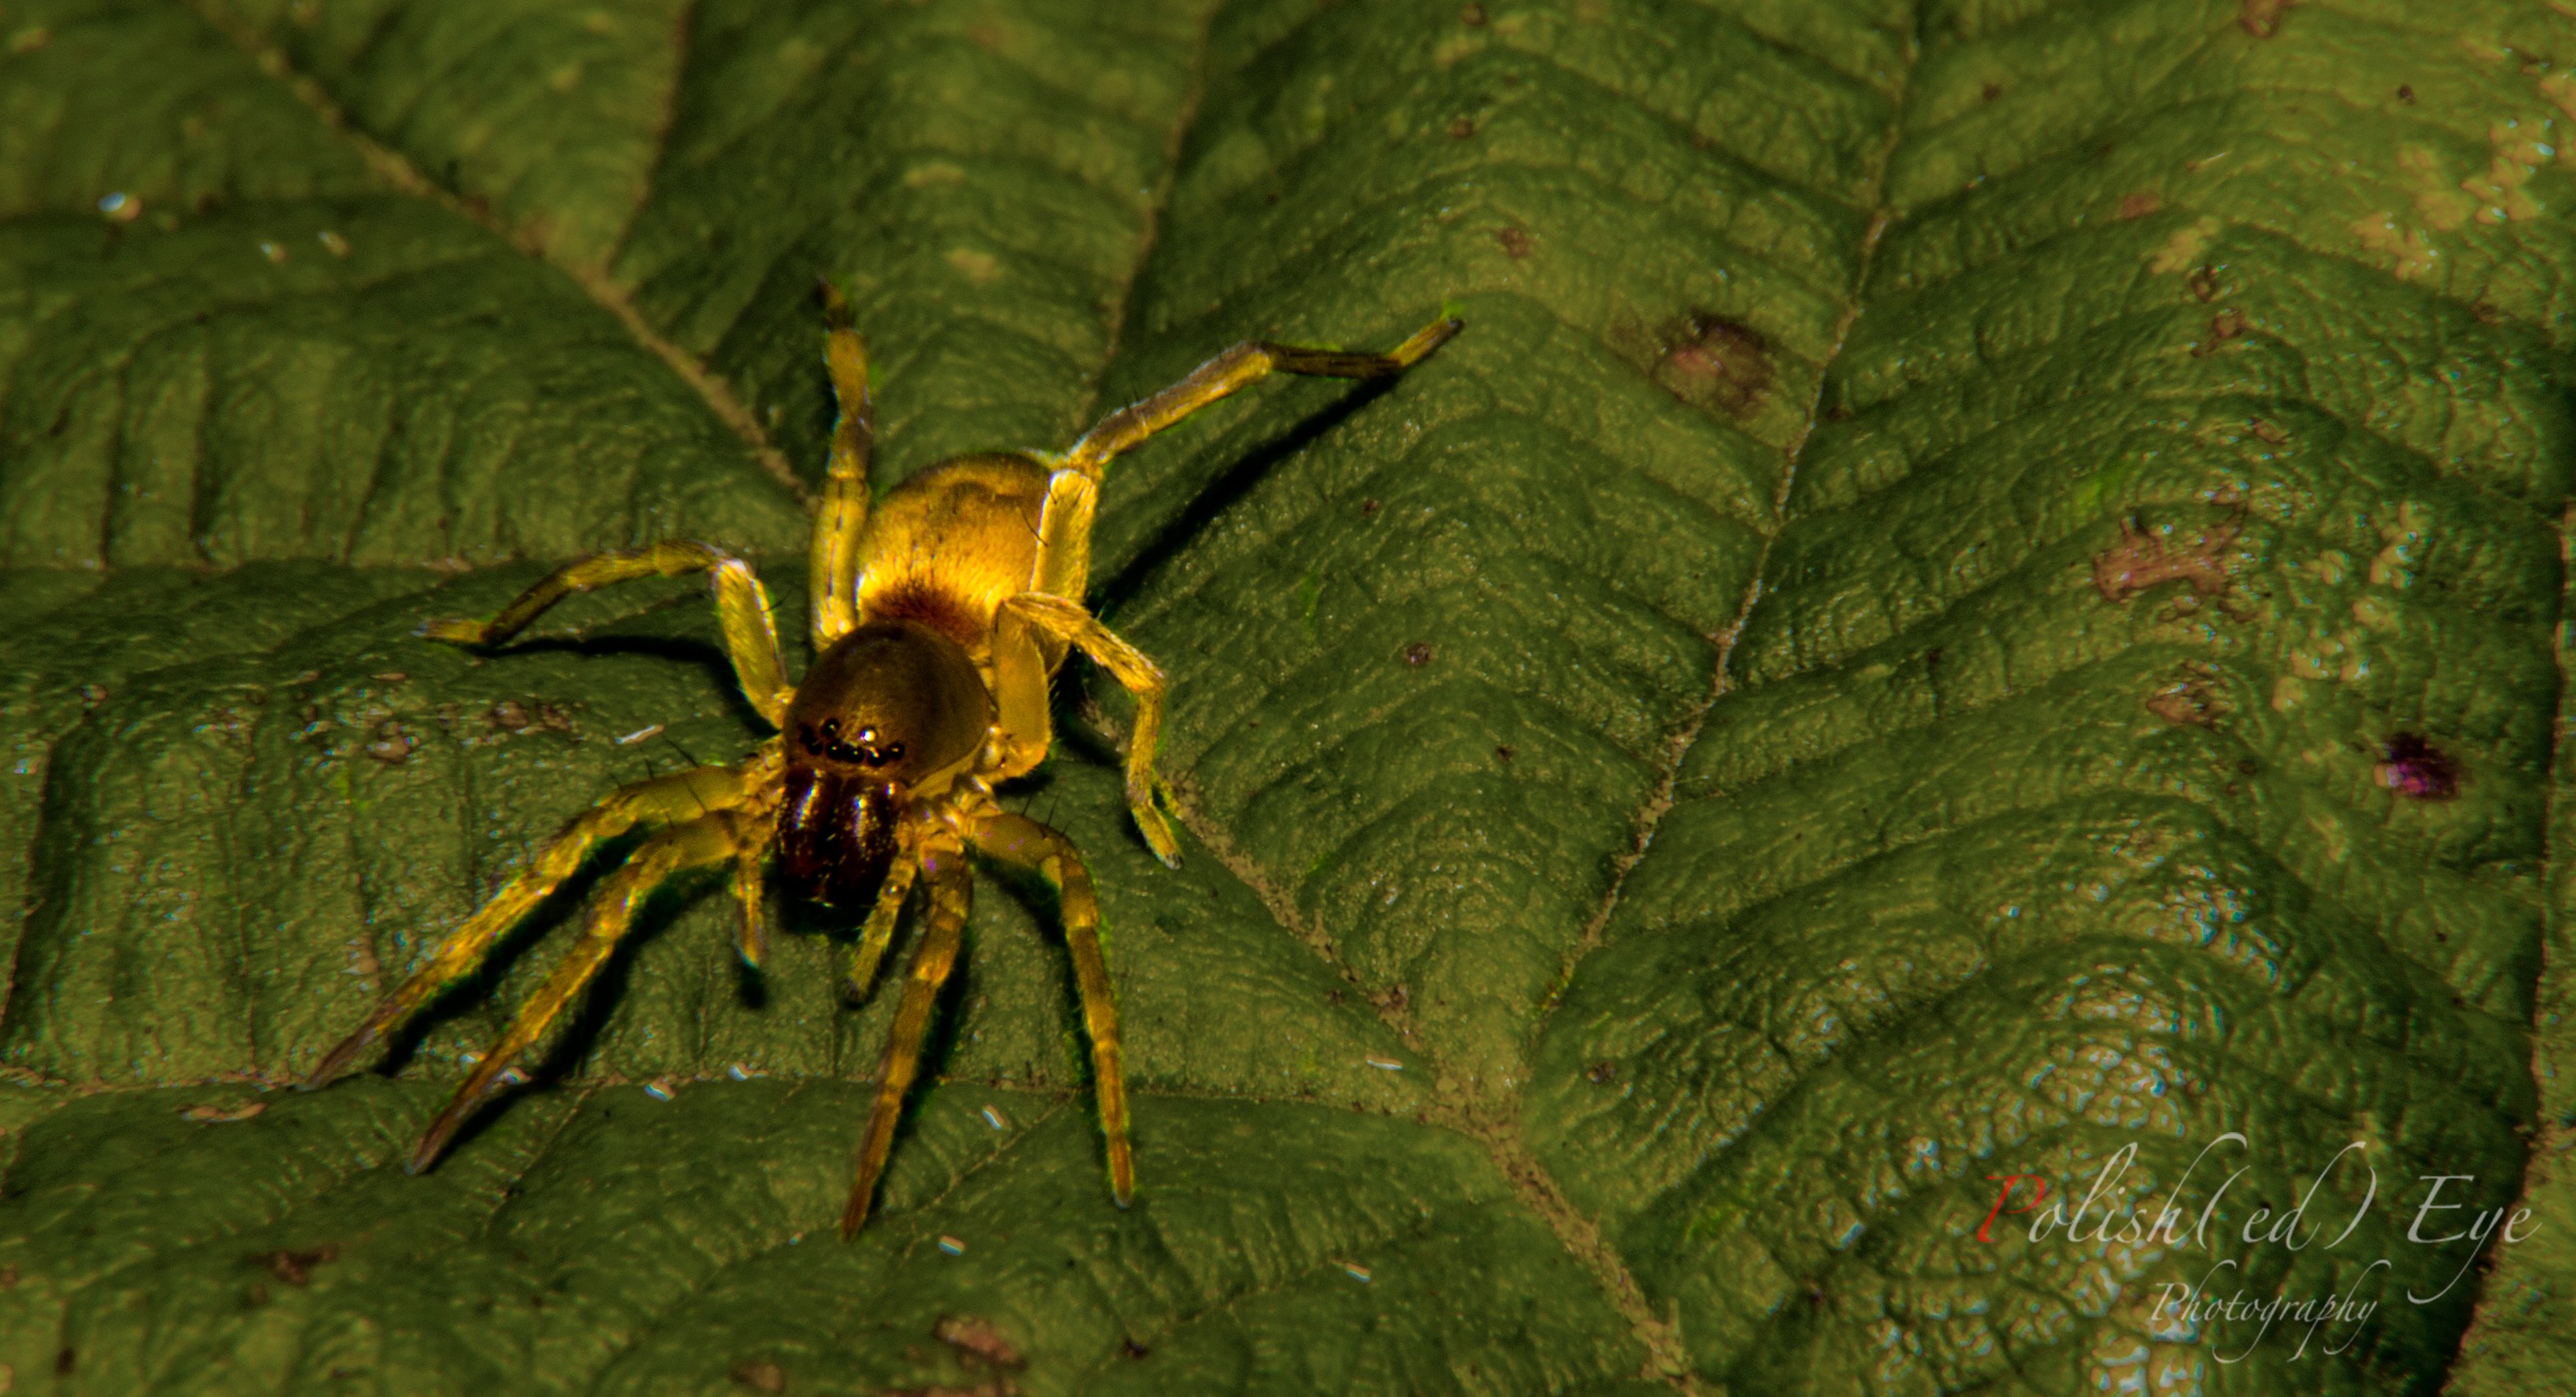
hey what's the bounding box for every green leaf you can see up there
[3,1,2571,1393]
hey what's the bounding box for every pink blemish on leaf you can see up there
[1652,312,1772,417]
[2375,732,2460,800]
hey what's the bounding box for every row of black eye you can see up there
[799,716,905,767]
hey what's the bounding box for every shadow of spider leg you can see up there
[303,760,771,1143]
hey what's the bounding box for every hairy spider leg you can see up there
[305,759,766,1088]
[731,829,771,969]
[810,279,874,650]
[1000,313,1461,855]
[982,606,1056,784]
[423,542,792,726]
[973,812,1131,1205]
[406,812,754,1172]
[844,822,922,999]
[1000,591,1177,866]
[841,847,974,1237]
[1052,312,1461,483]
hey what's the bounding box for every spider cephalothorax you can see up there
[305,284,1459,1235]
[780,619,990,910]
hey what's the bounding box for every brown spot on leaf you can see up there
[2145,679,2227,727]
[2376,732,2460,800]
[2185,265,2219,303]
[56,1346,75,1376]
[2239,0,2294,37]
[2092,518,2239,603]
[1652,312,1772,417]
[1586,1061,1618,1084]
[1123,1336,1153,1359]
[255,1244,339,1287]
[1495,225,1533,259]
[184,1100,267,1123]
[2249,418,2287,444]
[1447,116,1475,140]
[1401,641,1433,667]
[936,1316,1026,1369]
[1360,497,1381,516]
[1981,82,2003,102]
[2118,192,2162,220]
[2472,299,2504,325]
[1494,744,1516,764]
[728,1358,787,1392]
[2396,84,2415,102]
[488,700,531,730]
[364,720,416,764]
[2192,309,2250,357]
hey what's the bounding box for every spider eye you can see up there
[799,720,907,767]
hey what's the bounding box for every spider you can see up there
[304,285,1461,1235]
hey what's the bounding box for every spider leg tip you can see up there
[418,619,485,645]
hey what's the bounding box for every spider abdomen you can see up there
[853,454,1052,641]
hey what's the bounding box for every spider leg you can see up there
[406,812,750,1172]
[845,836,919,1000]
[984,606,1054,780]
[732,836,770,969]
[422,542,792,727]
[809,279,874,651]
[305,760,762,1088]
[841,848,972,1237]
[1051,313,1460,487]
[972,812,1131,1207]
[998,591,1179,867]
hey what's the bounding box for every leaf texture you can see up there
[3,1,2573,1394]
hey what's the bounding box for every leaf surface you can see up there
[3,1,2573,1394]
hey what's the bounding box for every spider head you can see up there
[779,619,992,907]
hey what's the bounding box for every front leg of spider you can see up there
[842,845,975,1236]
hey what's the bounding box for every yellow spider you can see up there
[305,287,1460,1235]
